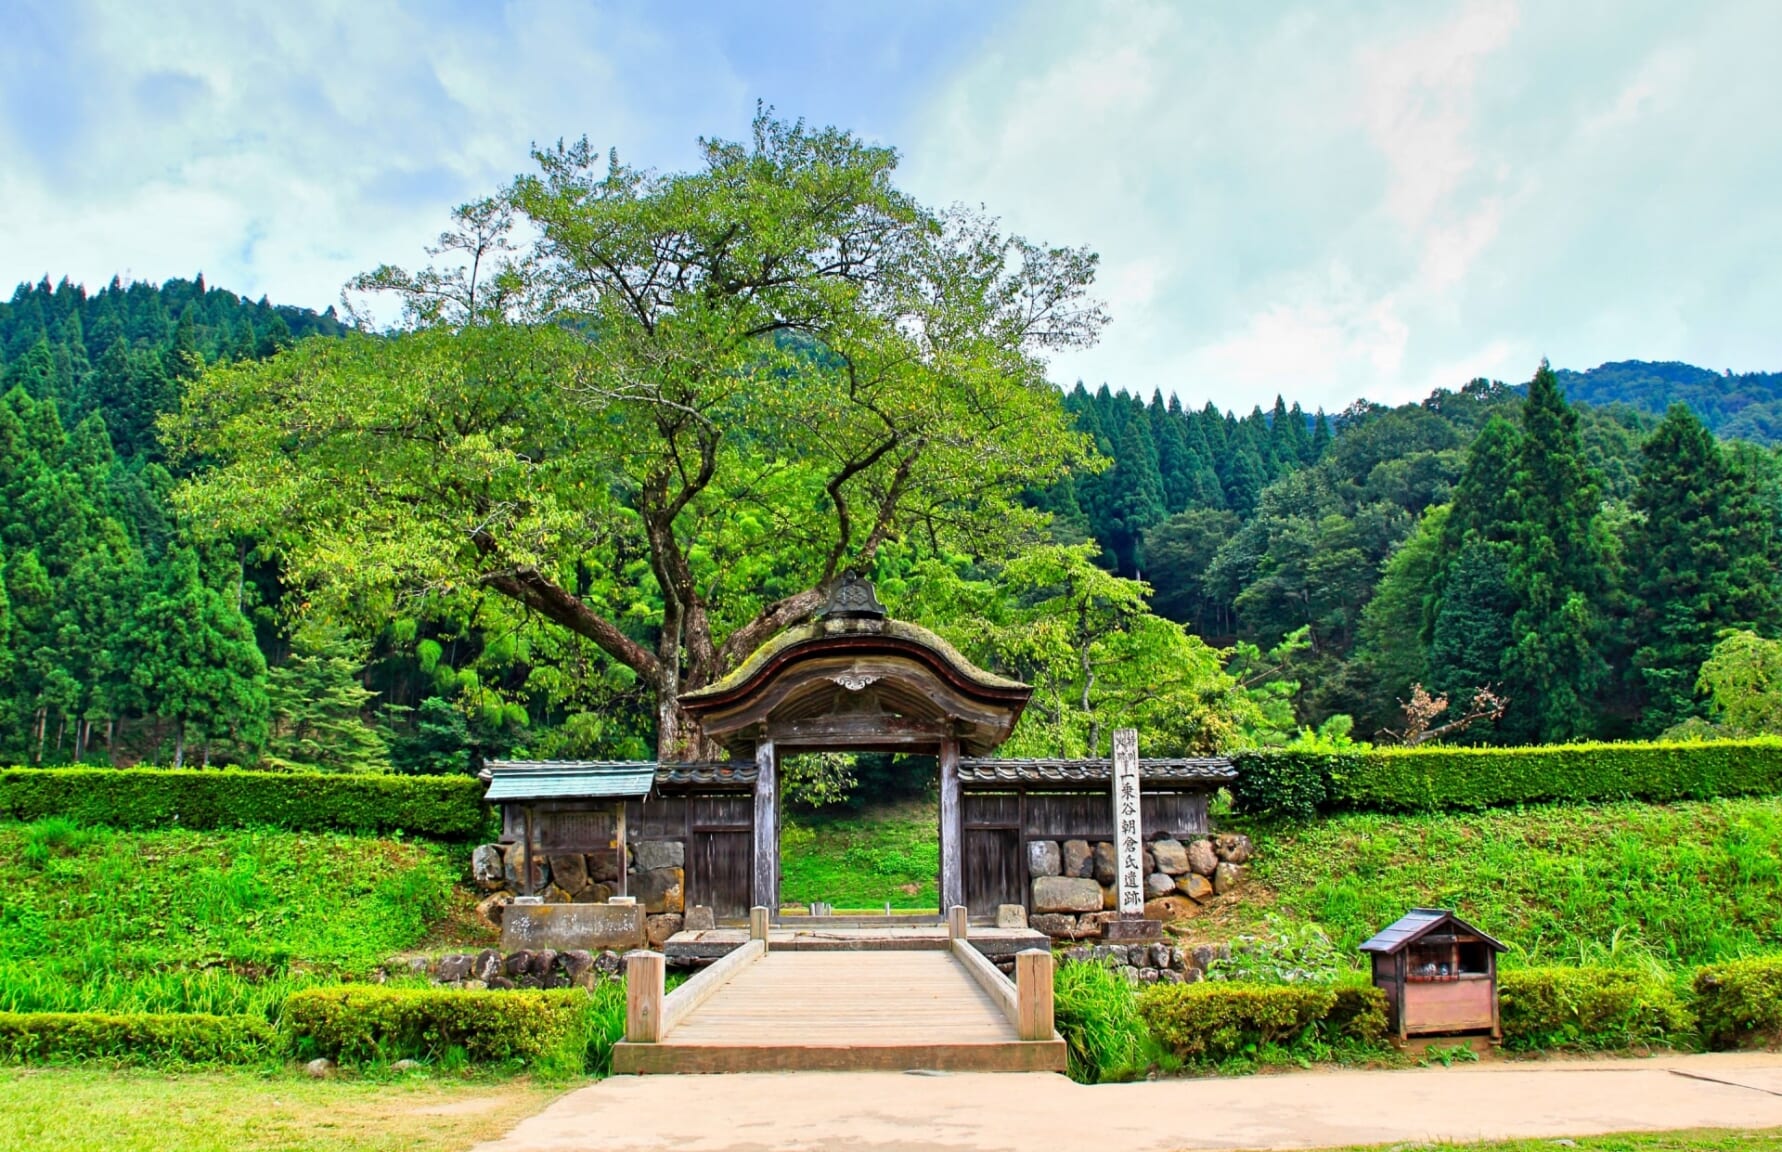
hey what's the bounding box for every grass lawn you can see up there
[1316,1129,1782,1151]
[0,1066,557,1152]
[780,802,939,910]
[0,820,491,1015]
[1231,796,1782,969]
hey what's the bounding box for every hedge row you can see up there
[283,986,623,1078]
[1499,966,1695,1052]
[1135,982,1388,1062]
[1131,962,1766,1064]
[0,1011,275,1066]
[1232,738,1782,818]
[1695,956,1782,1050]
[0,767,492,840]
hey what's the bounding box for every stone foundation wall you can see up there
[1058,941,1233,985]
[389,947,629,990]
[1027,832,1252,940]
[469,838,690,944]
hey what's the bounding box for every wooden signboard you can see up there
[1112,728,1144,916]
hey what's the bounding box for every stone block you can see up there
[1213,861,1243,895]
[1176,873,1215,903]
[1093,841,1117,885]
[1144,872,1177,898]
[586,849,621,882]
[1032,875,1103,913]
[548,854,588,895]
[995,903,1027,929]
[560,949,596,990]
[542,884,574,904]
[1101,882,1118,910]
[683,904,716,931]
[1030,913,1077,939]
[471,844,506,890]
[1143,895,1198,922]
[472,948,503,983]
[503,849,550,893]
[1100,917,1162,943]
[1214,833,1254,864]
[581,882,615,905]
[633,840,684,872]
[1079,911,1119,934]
[474,892,513,931]
[1142,847,1155,875]
[1027,839,1061,877]
[436,954,473,983]
[1061,839,1095,878]
[1187,838,1219,877]
[1151,839,1190,875]
[634,867,684,914]
[646,913,684,947]
[500,902,646,952]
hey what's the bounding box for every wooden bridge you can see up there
[610,909,1068,1074]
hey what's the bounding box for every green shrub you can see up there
[283,986,598,1078]
[1232,739,1782,816]
[1230,751,1350,819]
[0,768,491,839]
[0,1011,275,1067]
[1053,961,1150,1083]
[1137,982,1335,1062]
[1694,956,1782,1050]
[1498,966,1694,1051]
[1325,983,1389,1044]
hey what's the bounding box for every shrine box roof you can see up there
[1359,908,1506,955]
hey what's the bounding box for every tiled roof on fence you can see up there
[956,757,1236,786]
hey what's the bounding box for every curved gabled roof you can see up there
[680,614,1031,756]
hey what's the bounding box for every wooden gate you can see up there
[963,793,1023,917]
[685,794,753,921]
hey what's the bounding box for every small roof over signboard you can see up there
[1359,908,1506,954]
[484,760,657,803]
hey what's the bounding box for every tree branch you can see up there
[481,565,662,684]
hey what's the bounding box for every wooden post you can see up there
[749,905,770,952]
[939,735,962,914]
[617,800,629,900]
[624,950,665,1042]
[753,739,777,914]
[1015,948,1054,1041]
[522,805,537,898]
[947,904,969,941]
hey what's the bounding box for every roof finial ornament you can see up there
[820,570,888,620]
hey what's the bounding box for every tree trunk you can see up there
[173,722,186,770]
[106,719,117,768]
[34,708,46,764]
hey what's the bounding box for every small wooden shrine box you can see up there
[1361,908,1505,1041]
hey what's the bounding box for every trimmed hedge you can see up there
[0,1010,275,1066]
[1694,956,1782,1051]
[0,767,491,839]
[1233,738,1782,816]
[1498,966,1694,1052]
[1137,983,1335,1061]
[283,986,601,1077]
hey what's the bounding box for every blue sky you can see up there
[3,1,1778,413]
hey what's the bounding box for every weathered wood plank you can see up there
[752,740,776,912]
[624,950,664,1043]
[951,939,1018,1027]
[661,938,763,1036]
[1016,948,1056,1042]
[939,736,962,912]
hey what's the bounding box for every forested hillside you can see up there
[1,145,1776,772]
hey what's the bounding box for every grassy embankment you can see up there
[0,819,492,1016]
[779,796,1782,969]
[780,803,939,910]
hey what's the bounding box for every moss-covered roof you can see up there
[682,616,1027,704]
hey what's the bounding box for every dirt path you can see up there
[475,1052,1782,1152]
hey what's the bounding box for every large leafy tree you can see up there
[169,115,1104,758]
